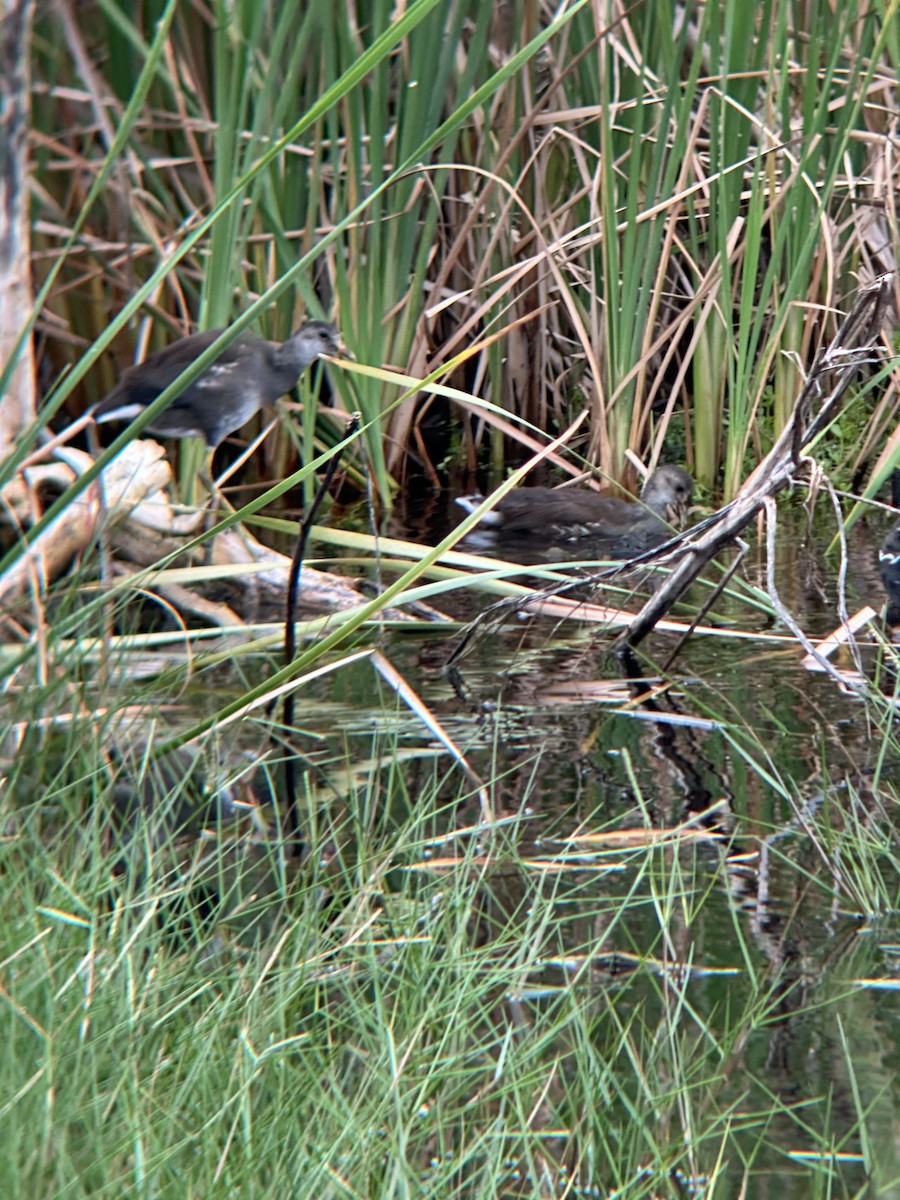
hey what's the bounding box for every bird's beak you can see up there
[667,499,689,528]
[327,337,354,362]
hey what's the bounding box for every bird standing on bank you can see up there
[94,319,345,473]
[456,464,693,557]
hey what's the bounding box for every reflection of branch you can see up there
[760,496,863,693]
[615,274,894,654]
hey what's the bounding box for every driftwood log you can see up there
[0,439,394,623]
[0,441,171,607]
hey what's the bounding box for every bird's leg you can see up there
[199,446,226,565]
[202,419,281,561]
[198,448,256,564]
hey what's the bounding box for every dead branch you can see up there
[0,0,36,451]
[613,273,895,653]
[0,440,170,606]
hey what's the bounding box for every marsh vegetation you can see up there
[4,2,900,1196]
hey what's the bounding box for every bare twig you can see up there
[282,413,361,853]
[614,274,894,654]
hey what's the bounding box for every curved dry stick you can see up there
[282,414,361,853]
[614,273,894,654]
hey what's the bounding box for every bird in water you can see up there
[94,319,345,470]
[879,526,900,623]
[456,463,693,557]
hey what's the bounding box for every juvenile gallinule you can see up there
[94,319,344,465]
[456,463,693,556]
[880,527,900,620]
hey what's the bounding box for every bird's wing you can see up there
[95,328,228,414]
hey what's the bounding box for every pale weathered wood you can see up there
[0,0,37,452]
[0,441,171,605]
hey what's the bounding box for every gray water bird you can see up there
[95,319,345,453]
[456,464,693,556]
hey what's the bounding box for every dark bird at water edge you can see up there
[456,463,693,557]
[880,526,900,622]
[94,320,346,462]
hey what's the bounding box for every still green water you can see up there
[276,506,900,1197]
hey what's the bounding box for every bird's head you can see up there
[279,320,349,370]
[641,465,694,526]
